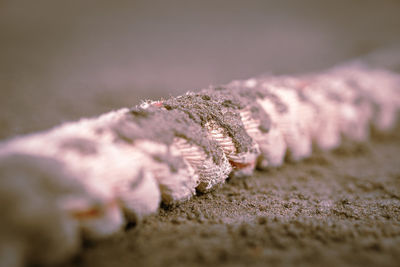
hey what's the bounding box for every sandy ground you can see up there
[55,126,400,267]
[1,0,400,140]
[1,1,400,266]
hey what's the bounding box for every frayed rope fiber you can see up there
[0,60,399,267]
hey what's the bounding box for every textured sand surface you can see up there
[57,126,400,267]
[1,1,400,266]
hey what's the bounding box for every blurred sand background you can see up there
[1,0,400,140]
[1,1,400,267]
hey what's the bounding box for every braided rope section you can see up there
[0,61,399,266]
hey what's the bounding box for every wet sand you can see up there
[2,2,400,266]
[58,125,400,267]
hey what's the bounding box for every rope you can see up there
[0,61,399,266]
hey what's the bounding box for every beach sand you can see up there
[1,1,400,266]
[58,125,400,267]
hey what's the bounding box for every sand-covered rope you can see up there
[0,61,399,267]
